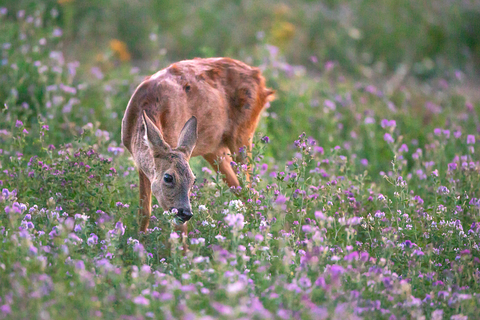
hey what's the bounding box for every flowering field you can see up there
[1,7,480,320]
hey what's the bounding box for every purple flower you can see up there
[324,100,336,110]
[315,211,326,220]
[433,128,442,136]
[15,120,23,127]
[360,252,369,262]
[132,295,150,306]
[224,213,244,230]
[412,249,424,256]
[0,304,11,314]
[266,45,279,58]
[29,245,38,255]
[325,61,335,71]
[467,135,476,144]
[344,251,359,261]
[275,194,286,204]
[315,276,327,288]
[312,146,324,155]
[298,276,312,288]
[384,133,394,144]
[414,195,424,204]
[381,119,396,128]
[75,260,85,270]
[159,292,173,301]
[211,302,233,316]
[52,27,63,37]
[448,163,457,171]
[261,136,270,144]
[115,221,125,235]
[399,144,409,153]
[329,264,345,276]
[364,117,375,124]
[90,67,104,79]
[302,225,312,233]
[87,233,98,246]
[360,159,368,166]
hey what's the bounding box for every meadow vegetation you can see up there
[1,3,480,319]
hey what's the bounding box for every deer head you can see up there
[142,111,197,224]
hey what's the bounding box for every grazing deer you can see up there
[121,57,274,237]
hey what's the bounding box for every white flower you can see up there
[224,213,245,230]
[127,237,139,245]
[198,205,207,212]
[228,200,244,211]
[215,234,226,242]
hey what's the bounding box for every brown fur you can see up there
[121,57,274,237]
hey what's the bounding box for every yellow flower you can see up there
[271,21,295,48]
[270,4,295,49]
[109,39,131,62]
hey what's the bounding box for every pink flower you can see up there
[467,135,476,144]
[132,295,149,305]
[384,133,394,144]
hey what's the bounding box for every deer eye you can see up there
[163,173,174,184]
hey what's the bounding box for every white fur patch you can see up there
[144,128,154,150]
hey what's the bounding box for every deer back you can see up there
[121,58,274,167]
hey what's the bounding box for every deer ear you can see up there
[176,116,197,158]
[142,111,170,157]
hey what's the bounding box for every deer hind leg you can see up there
[139,169,152,233]
[204,146,240,189]
[226,134,255,184]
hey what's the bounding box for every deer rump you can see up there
[121,57,274,160]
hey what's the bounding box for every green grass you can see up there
[1,5,480,319]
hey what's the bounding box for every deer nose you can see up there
[176,208,193,222]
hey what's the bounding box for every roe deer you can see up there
[121,57,274,237]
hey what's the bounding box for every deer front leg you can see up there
[139,169,152,233]
[174,223,189,254]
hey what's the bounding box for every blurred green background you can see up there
[1,0,480,179]
[2,0,480,77]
